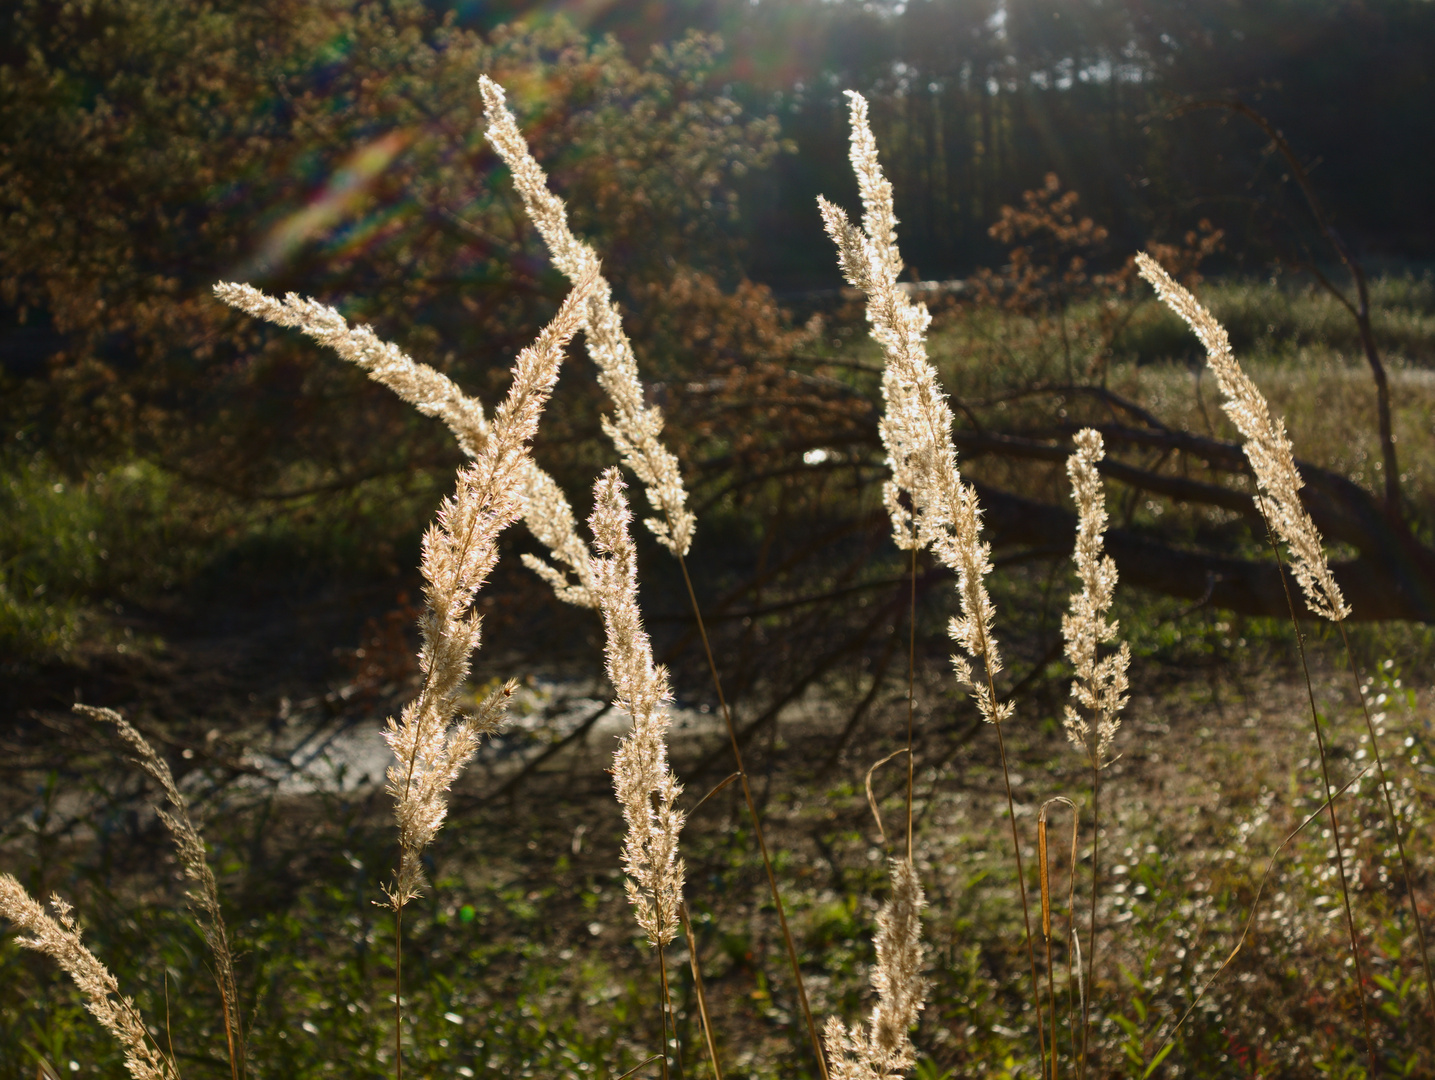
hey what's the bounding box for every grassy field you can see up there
[3,273,1435,1078]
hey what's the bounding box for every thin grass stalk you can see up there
[1038,813,1057,1080]
[658,943,677,1080]
[989,699,1048,1074]
[1061,806,1083,1069]
[1035,798,1079,1079]
[617,1057,665,1080]
[394,907,403,1080]
[906,544,917,863]
[1079,765,1099,1079]
[1260,511,1377,1075]
[1335,622,1435,1028]
[671,543,829,1080]
[680,901,724,1080]
[1144,766,1370,1070]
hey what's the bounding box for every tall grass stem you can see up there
[989,698,1048,1076]
[680,901,724,1080]
[1038,813,1057,1080]
[672,544,829,1080]
[1079,765,1100,1079]
[394,908,404,1080]
[906,545,917,863]
[657,944,677,1080]
[1260,514,1377,1074]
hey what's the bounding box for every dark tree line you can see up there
[542,0,1435,290]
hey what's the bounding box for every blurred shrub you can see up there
[0,454,171,656]
[0,0,797,501]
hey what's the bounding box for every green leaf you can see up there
[1142,1040,1175,1078]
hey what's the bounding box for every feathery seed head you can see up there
[821,90,1008,725]
[78,705,243,1069]
[385,271,592,908]
[589,468,686,948]
[212,281,599,608]
[481,75,697,557]
[1134,253,1349,622]
[1061,429,1130,767]
[823,857,927,1080]
[0,876,178,1080]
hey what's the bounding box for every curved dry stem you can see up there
[1141,768,1371,1076]
[1335,624,1435,1029]
[865,749,912,848]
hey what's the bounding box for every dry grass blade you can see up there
[681,901,724,1080]
[1038,797,1079,1080]
[1038,816,1051,942]
[77,704,244,1080]
[616,1056,665,1080]
[864,749,911,848]
[689,773,741,818]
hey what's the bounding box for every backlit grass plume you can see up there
[384,265,596,909]
[212,281,598,608]
[1138,251,1435,1033]
[821,88,1042,1073]
[1061,430,1129,770]
[588,468,686,949]
[818,90,1008,728]
[480,75,696,558]
[79,704,245,1080]
[1134,254,1347,622]
[823,857,927,1080]
[0,877,178,1080]
[1060,429,1129,1069]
